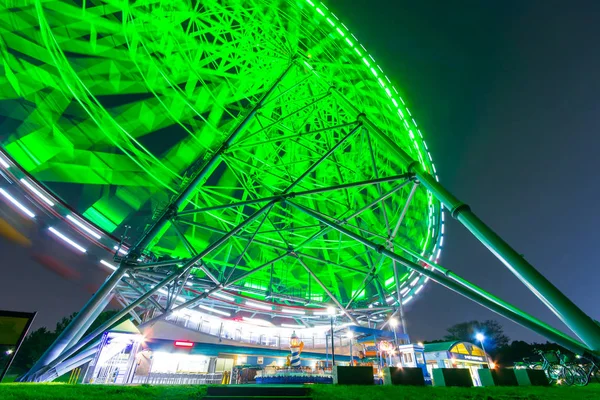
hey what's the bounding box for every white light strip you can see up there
[212,292,235,302]
[415,286,423,295]
[242,317,272,326]
[67,215,101,240]
[20,179,55,207]
[48,227,86,252]
[100,260,116,270]
[282,308,305,315]
[113,245,128,255]
[404,296,413,305]
[245,301,272,311]
[157,288,186,302]
[410,277,420,286]
[0,156,9,169]
[400,287,409,295]
[0,188,35,218]
[198,304,230,317]
[282,324,305,329]
[100,260,130,277]
[313,309,335,316]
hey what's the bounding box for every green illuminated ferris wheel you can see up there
[2,0,600,382]
[1,0,442,310]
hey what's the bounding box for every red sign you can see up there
[174,340,194,348]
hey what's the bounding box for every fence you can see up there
[165,314,350,350]
[131,372,223,385]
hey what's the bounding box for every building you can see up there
[83,309,353,385]
[423,341,491,386]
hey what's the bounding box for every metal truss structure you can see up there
[0,0,599,382]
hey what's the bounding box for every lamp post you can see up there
[328,306,336,367]
[389,318,399,347]
[475,333,492,368]
[347,332,354,366]
[389,318,399,366]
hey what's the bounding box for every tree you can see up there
[444,320,510,354]
[8,310,125,375]
[8,327,56,374]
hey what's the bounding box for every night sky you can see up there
[2,0,600,344]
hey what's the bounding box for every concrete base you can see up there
[515,369,550,386]
[382,367,425,386]
[479,369,518,386]
[432,368,473,387]
[332,366,374,385]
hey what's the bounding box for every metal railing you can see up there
[131,372,223,385]
[165,314,350,350]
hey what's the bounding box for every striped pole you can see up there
[290,332,302,368]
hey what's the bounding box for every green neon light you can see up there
[0,0,443,306]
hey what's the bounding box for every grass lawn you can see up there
[312,384,600,400]
[0,383,599,399]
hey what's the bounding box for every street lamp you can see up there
[389,318,399,366]
[327,306,336,367]
[475,333,492,368]
[389,318,399,347]
[347,332,354,366]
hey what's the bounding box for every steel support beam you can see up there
[123,275,166,312]
[129,61,296,257]
[295,256,360,325]
[390,182,418,336]
[62,293,115,353]
[177,173,412,216]
[30,267,191,381]
[224,208,272,283]
[141,253,290,326]
[331,89,600,351]
[113,292,142,324]
[20,265,129,381]
[388,242,584,351]
[172,222,221,285]
[139,122,365,325]
[289,200,594,356]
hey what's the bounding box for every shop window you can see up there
[150,353,210,374]
[415,352,424,364]
[450,343,470,355]
[215,358,234,373]
[471,346,485,356]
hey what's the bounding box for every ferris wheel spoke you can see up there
[120,277,166,314]
[224,205,274,285]
[112,291,143,324]
[295,256,358,324]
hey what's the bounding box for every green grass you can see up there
[0,384,207,400]
[312,384,600,400]
[0,383,599,400]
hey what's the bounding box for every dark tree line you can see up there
[425,319,575,366]
[0,310,123,375]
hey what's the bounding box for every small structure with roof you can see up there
[423,341,491,386]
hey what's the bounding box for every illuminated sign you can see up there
[462,355,484,361]
[174,340,194,348]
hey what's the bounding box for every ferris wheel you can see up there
[1,0,598,382]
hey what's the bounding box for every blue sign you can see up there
[452,353,485,362]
